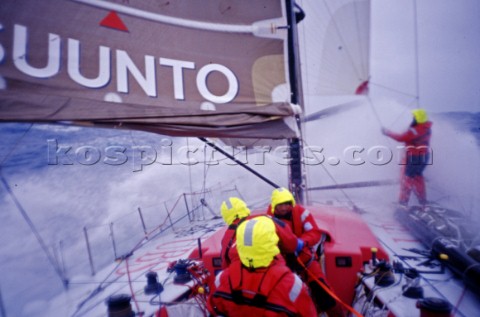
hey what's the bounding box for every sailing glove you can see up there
[295,238,305,254]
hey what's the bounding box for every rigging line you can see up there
[412,0,421,108]
[127,188,220,253]
[296,258,363,317]
[125,258,143,316]
[202,142,210,192]
[0,123,33,167]
[365,93,405,148]
[71,261,124,317]
[369,81,417,99]
[353,0,368,77]
[366,91,415,133]
[297,0,310,101]
[0,172,69,288]
[186,138,195,219]
[198,137,280,189]
[366,94,385,127]
[301,138,357,208]
[200,142,211,220]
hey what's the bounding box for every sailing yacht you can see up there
[0,0,479,316]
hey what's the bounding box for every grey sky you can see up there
[370,0,480,113]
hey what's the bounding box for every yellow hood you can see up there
[236,216,280,269]
[270,187,296,214]
[220,197,251,225]
[412,108,428,124]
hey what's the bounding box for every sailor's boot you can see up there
[412,175,427,208]
[398,175,413,208]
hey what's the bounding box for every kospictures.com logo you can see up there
[47,139,433,172]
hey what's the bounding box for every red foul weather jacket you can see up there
[208,258,317,317]
[384,121,432,156]
[220,215,299,269]
[267,204,323,259]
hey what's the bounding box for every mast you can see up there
[286,0,306,203]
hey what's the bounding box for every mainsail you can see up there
[0,0,301,139]
[0,0,372,204]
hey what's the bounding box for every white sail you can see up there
[298,0,370,98]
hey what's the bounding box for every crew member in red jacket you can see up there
[382,108,432,207]
[220,197,299,269]
[268,188,345,317]
[208,216,317,317]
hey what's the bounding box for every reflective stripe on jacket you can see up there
[208,259,317,317]
[220,215,298,269]
[384,121,432,156]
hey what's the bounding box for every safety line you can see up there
[296,258,363,317]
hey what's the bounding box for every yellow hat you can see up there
[412,109,428,124]
[220,197,251,226]
[236,216,280,269]
[270,187,296,214]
